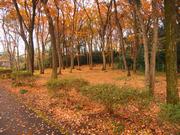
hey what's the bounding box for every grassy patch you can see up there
[80,84,152,113]
[11,71,36,87]
[0,68,12,79]
[115,76,130,81]
[112,121,125,135]
[47,78,89,97]
[19,89,28,94]
[159,103,180,123]
[47,78,89,90]
[11,70,32,80]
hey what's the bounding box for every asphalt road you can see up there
[0,88,62,135]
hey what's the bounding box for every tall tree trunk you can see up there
[164,0,179,104]
[42,1,58,79]
[36,14,43,74]
[113,0,127,71]
[77,44,80,70]
[55,4,62,75]
[16,44,20,71]
[110,42,114,69]
[149,0,159,96]
[12,0,37,75]
[28,33,35,75]
[89,39,93,70]
[41,41,45,74]
[101,38,106,70]
[65,47,68,68]
[102,49,106,70]
[70,43,74,73]
[135,6,150,87]
[36,32,43,74]
[132,10,139,73]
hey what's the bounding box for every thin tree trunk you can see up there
[70,43,74,73]
[102,49,106,70]
[132,10,139,73]
[135,5,150,87]
[16,44,20,70]
[41,41,45,74]
[113,0,127,71]
[89,39,93,70]
[77,45,80,70]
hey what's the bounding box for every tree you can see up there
[41,0,58,79]
[12,0,38,75]
[164,0,179,104]
[95,0,113,70]
[113,0,128,71]
[149,0,159,96]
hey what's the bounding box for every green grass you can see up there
[47,78,89,90]
[11,70,32,80]
[46,78,89,97]
[79,84,152,113]
[112,121,125,135]
[11,71,36,87]
[19,89,28,94]
[0,67,12,79]
[115,76,130,81]
[159,103,180,123]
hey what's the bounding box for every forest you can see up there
[0,0,179,134]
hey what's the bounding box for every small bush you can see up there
[80,84,151,113]
[19,89,28,94]
[159,104,180,123]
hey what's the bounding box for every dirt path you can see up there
[0,88,62,135]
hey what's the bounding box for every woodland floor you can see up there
[0,65,180,135]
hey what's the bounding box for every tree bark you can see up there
[164,0,179,104]
[113,0,128,71]
[135,5,150,87]
[149,0,159,96]
[42,1,58,79]
[132,10,139,73]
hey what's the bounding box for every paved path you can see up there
[0,89,62,135]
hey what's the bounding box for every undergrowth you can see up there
[47,78,89,97]
[80,84,152,113]
[11,71,35,87]
[159,103,180,123]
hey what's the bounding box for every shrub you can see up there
[80,84,151,113]
[159,104,180,123]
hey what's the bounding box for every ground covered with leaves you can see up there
[0,65,179,135]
